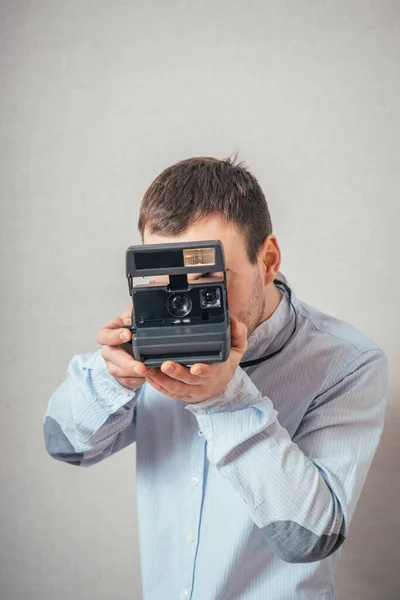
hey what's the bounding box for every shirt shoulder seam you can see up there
[295,301,381,356]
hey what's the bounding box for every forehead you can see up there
[142,215,248,264]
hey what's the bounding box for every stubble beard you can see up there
[236,272,266,339]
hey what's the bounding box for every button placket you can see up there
[204,430,212,441]
[181,420,207,600]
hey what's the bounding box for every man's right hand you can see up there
[96,305,147,391]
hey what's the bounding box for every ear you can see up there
[259,235,281,285]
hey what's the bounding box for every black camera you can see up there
[125,240,230,366]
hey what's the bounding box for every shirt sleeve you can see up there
[184,349,388,563]
[43,349,142,467]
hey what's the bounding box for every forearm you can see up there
[43,350,141,467]
[186,354,387,563]
[192,396,344,562]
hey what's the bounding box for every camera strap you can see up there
[239,279,298,369]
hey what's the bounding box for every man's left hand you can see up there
[145,317,248,404]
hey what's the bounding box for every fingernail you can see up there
[133,365,142,375]
[165,366,174,374]
[193,368,203,375]
[120,331,129,341]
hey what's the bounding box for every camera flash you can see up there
[183,247,215,267]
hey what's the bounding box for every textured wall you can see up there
[1,2,399,598]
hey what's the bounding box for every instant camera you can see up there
[124,240,230,367]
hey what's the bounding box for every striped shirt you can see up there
[43,272,388,600]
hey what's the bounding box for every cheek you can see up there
[226,280,251,317]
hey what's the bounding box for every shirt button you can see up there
[180,591,189,600]
[196,408,207,415]
[191,476,200,487]
[205,430,213,441]
[121,389,131,397]
[186,531,195,543]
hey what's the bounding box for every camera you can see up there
[125,240,230,366]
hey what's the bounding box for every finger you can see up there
[145,374,190,400]
[105,360,146,385]
[145,370,192,397]
[112,376,146,392]
[101,345,147,377]
[230,316,248,353]
[96,319,132,346]
[115,377,146,391]
[189,363,213,377]
[159,362,204,385]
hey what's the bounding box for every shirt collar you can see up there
[241,271,296,363]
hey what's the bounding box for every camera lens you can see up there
[167,293,192,318]
[205,290,216,303]
[200,287,221,308]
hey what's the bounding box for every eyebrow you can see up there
[191,272,212,281]
[192,270,229,280]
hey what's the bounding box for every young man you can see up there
[43,157,388,600]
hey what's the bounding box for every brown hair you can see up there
[138,155,273,263]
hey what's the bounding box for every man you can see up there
[43,157,388,600]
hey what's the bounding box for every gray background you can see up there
[1,1,399,599]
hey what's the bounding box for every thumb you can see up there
[230,316,248,355]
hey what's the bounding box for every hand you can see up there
[96,302,147,391]
[145,317,248,404]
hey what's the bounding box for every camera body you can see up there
[125,240,230,367]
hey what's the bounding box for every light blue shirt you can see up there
[43,273,388,600]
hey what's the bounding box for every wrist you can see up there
[185,367,261,415]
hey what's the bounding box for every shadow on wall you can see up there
[335,398,400,600]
